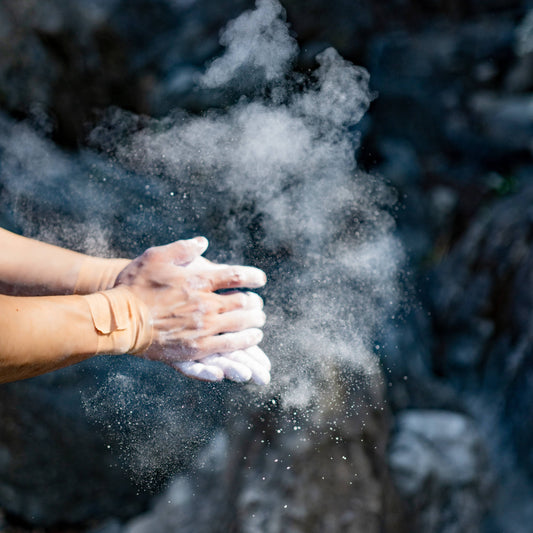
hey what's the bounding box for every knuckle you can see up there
[201,296,219,314]
[185,275,199,289]
[191,311,205,329]
[214,298,225,313]
[210,300,223,315]
[199,314,215,331]
[190,296,205,312]
[228,268,243,285]
[199,298,213,313]
[142,247,160,262]
[189,275,211,291]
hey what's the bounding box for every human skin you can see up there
[116,237,266,363]
[0,230,268,384]
[0,227,130,296]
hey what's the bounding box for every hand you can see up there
[174,346,271,385]
[116,237,267,364]
[170,256,271,385]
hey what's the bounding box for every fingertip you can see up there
[253,328,264,344]
[245,345,271,371]
[246,292,264,309]
[205,354,253,383]
[226,350,271,385]
[225,364,253,383]
[170,236,208,265]
[250,366,271,386]
[194,236,209,254]
[254,371,271,386]
[251,269,267,288]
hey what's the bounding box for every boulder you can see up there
[0,0,145,146]
[389,410,492,533]
[123,376,407,533]
[430,182,533,530]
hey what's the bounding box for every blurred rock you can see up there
[430,182,533,530]
[123,376,407,533]
[88,518,123,533]
[379,305,463,413]
[389,410,492,533]
[0,355,230,526]
[0,0,258,140]
[374,138,430,262]
[0,0,146,146]
[0,373,149,525]
[0,113,237,525]
[366,17,516,159]
[505,53,533,93]
[361,14,524,269]
[469,93,533,154]
[107,0,254,114]
[515,9,533,57]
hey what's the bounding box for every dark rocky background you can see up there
[0,0,532,532]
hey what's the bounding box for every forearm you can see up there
[0,288,152,383]
[0,228,129,295]
[0,293,99,382]
[0,235,268,385]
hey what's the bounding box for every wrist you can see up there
[74,257,131,295]
[82,285,153,355]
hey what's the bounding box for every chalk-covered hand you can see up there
[116,237,266,365]
[171,256,271,385]
[175,346,271,385]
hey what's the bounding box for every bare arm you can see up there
[0,227,129,296]
[0,293,117,383]
[0,237,267,384]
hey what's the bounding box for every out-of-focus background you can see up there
[0,1,532,532]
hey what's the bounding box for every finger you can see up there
[225,350,271,385]
[154,304,265,341]
[172,360,224,381]
[195,328,263,357]
[242,345,271,372]
[205,308,266,335]
[236,291,264,309]
[153,237,208,265]
[186,257,228,272]
[198,266,267,291]
[204,291,264,314]
[203,354,253,382]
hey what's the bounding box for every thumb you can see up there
[166,236,208,266]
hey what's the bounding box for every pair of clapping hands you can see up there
[116,237,270,385]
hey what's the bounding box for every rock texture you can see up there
[0,375,149,525]
[122,377,406,533]
[0,4,403,527]
[0,0,146,146]
[389,410,492,533]
[429,183,533,531]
